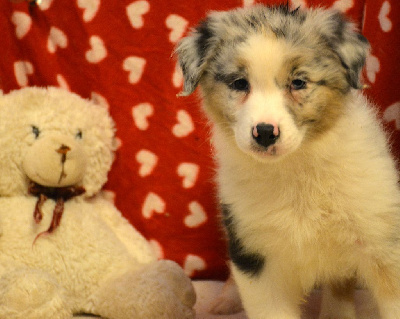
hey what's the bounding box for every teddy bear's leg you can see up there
[0,268,73,319]
[94,260,196,319]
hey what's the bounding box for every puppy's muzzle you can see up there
[252,123,280,148]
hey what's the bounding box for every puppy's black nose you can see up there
[252,123,280,148]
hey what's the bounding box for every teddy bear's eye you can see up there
[31,126,40,139]
[76,130,83,139]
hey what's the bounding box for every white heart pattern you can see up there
[113,137,123,151]
[172,110,194,138]
[290,0,307,9]
[77,0,100,22]
[132,102,153,130]
[126,0,150,29]
[149,239,164,259]
[379,1,392,32]
[56,74,70,91]
[383,102,400,130]
[47,27,68,54]
[142,192,166,219]
[332,0,353,12]
[123,56,146,84]
[172,64,184,88]
[165,14,188,43]
[14,61,34,87]
[177,163,199,189]
[184,201,208,228]
[91,92,110,110]
[136,149,158,177]
[38,0,53,10]
[365,54,380,84]
[243,0,255,7]
[86,35,107,63]
[11,11,32,39]
[183,254,206,277]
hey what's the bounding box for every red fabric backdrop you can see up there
[1,0,399,280]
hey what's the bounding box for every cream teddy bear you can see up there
[0,87,196,319]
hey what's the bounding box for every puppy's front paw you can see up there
[209,275,243,315]
[209,294,243,315]
[319,305,357,319]
[319,316,356,319]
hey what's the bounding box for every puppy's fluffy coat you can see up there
[176,4,400,319]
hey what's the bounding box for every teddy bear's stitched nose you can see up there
[56,144,71,155]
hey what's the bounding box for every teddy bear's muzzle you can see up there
[22,134,87,188]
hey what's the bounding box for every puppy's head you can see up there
[175,5,369,162]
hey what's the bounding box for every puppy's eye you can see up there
[291,79,307,90]
[76,130,83,139]
[31,126,40,139]
[230,78,250,92]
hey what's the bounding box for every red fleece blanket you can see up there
[1,0,399,280]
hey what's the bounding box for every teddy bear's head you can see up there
[0,87,116,198]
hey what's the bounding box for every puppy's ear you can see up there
[324,12,370,89]
[175,18,218,96]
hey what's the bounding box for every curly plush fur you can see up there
[176,4,400,319]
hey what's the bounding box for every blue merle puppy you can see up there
[176,4,400,319]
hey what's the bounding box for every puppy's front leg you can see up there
[362,261,400,319]
[231,263,303,319]
[319,279,357,319]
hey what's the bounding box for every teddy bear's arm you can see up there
[95,198,157,264]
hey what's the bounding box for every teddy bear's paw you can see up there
[150,260,196,309]
[0,269,73,319]
[93,261,196,319]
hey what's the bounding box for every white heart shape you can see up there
[172,110,194,138]
[132,102,153,130]
[11,12,32,39]
[365,54,380,84]
[290,0,307,9]
[113,137,123,151]
[379,1,392,32]
[332,0,353,12]
[99,190,116,203]
[123,56,146,84]
[77,0,100,22]
[91,92,110,110]
[383,102,400,130]
[136,149,158,177]
[177,163,199,189]
[243,0,255,6]
[172,64,184,88]
[56,74,70,91]
[86,36,107,63]
[149,239,164,259]
[183,254,206,277]
[184,201,208,228]
[165,14,188,43]
[38,0,53,10]
[142,192,166,219]
[126,0,150,29]
[47,27,68,54]
[14,61,34,87]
